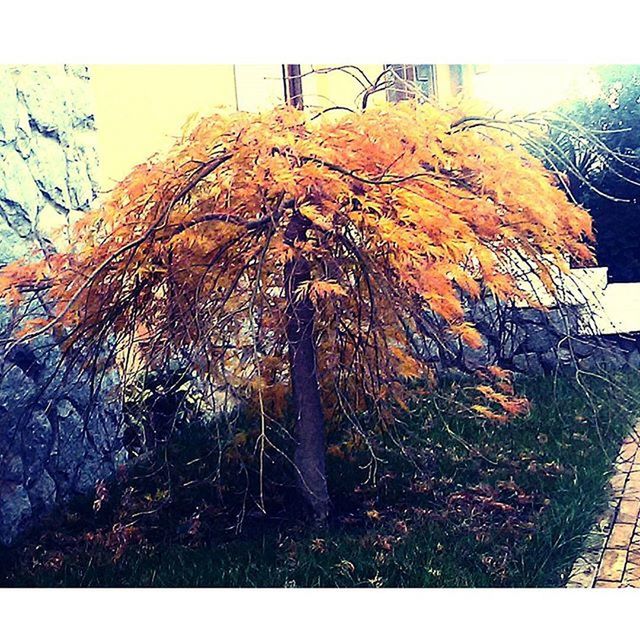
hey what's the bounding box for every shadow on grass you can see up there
[2,371,639,587]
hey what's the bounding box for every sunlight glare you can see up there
[470,65,601,114]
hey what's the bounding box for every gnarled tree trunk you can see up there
[284,213,330,523]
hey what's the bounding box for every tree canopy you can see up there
[0,101,594,519]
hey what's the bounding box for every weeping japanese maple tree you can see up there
[0,101,594,522]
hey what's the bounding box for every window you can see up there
[384,64,436,102]
[449,64,464,95]
[415,64,437,95]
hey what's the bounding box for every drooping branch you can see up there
[0,99,598,507]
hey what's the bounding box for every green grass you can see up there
[2,371,640,587]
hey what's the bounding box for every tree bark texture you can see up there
[284,213,330,522]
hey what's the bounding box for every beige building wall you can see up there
[90,64,465,191]
[91,65,237,189]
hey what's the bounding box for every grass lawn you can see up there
[2,371,640,587]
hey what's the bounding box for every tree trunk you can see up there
[284,214,330,523]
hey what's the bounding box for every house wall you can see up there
[91,65,238,188]
[90,64,459,189]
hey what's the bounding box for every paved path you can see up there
[567,422,640,588]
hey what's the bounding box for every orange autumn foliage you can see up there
[0,101,594,423]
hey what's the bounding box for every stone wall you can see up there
[0,65,99,260]
[435,296,640,376]
[0,65,124,547]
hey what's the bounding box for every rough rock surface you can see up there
[437,296,640,376]
[0,319,124,546]
[0,65,124,547]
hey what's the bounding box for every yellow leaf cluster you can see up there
[0,100,594,427]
